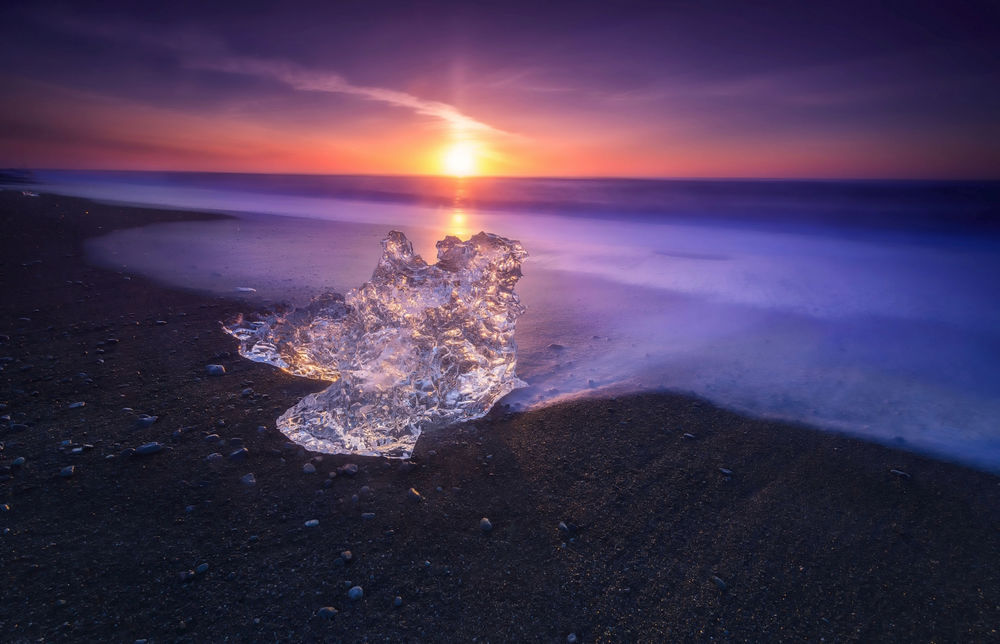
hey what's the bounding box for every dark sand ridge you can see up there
[0,192,997,642]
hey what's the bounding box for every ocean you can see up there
[16,169,1000,470]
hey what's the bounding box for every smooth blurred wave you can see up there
[16,170,1000,471]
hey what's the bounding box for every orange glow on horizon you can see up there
[442,141,478,177]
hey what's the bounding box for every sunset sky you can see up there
[1,1,998,179]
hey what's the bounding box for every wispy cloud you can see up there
[39,9,515,140]
[189,56,514,139]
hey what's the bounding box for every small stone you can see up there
[205,364,226,376]
[305,519,319,527]
[204,433,220,442]
[718,467,733,476]
[302,462,316,474]
[407,487,422,502]
[11,457,25,467]
[711,575,728,591]
[195,563,209,575]
[567,634,579,643]
[479,517,493,532]
[347,586,363,601]
[682,432,696,439]
[317,606,338,619]
[205,452,223,463]
[890,469,912,480]
[361,512,375,520]
[340,550,353,562]
[59,465,75,478]
[134,415,157,428]
[135,442,164,455]
[240,387,253,398]
[229,447,249,461]
[393,596,403,607]
[340,463,359,476]
[240,473,257,485]
[68,401,86,409]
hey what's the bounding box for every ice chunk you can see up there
[224,230,528,458]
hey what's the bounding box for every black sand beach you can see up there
[1,192,998,642]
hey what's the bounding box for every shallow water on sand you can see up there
[33,171,1000,470]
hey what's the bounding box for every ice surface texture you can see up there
[224,231,528,457]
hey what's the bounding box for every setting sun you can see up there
[442,141,477,177]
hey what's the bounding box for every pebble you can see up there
[204,433,220,442]
[361,512,375,520]
[59,465,75,478]
[134,415,157,428]
[229,448,249,461]
[340,550,353,562]
[240,473,257,485]
[240,387,254,397]
[67,401,86,409]
[302,463,316,474]
[407,487,422,502]
[718,467,733,476]
[317,606,338,619]
[196,563,209,574]
[305,519,319,527]
[479,517,493,532]
[567,634,579,643]
[393,596,403,607]
[205,452,223,463]
[347,586,363,601]
[711,575,728,591]
[340,463,359,476]
[890,469,912,480]
[135,442,164,455]
[683,432,696,439]
[12,457,25,467]
[205,364,226,376]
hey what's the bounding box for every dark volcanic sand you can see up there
[1,192,998,642]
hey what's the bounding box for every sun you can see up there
[442,141,477,177]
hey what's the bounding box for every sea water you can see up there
[22,170,1000,470]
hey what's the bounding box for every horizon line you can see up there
[6,166,1000,184]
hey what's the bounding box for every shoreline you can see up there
[1,192,998,641]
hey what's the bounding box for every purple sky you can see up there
[1,1,998,178]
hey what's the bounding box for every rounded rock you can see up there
[240,473,257,485]
[305,519,319,527]
[347,586,363,601]
[479,517,493,532]
[407,487,422,502]
[302,462,316,474]
[317,606,338,619]
[205,364,226,376]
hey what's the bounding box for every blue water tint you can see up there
[22,170,1000,471]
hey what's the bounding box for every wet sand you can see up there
[1,192,997,642]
